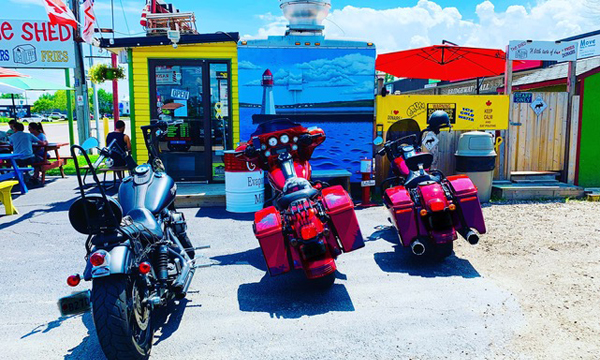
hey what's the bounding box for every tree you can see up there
[0,94,24,99]
[88,88,113,114]
[32,97,54,113]
[52,90,74,111]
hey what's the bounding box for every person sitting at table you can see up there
[6,119,17,137]
[28,122,49,159]
[9,122,45,183]
[106,120,132,178]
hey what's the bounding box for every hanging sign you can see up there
[508,40,577,62]
[530,96,547,116]
[376,95,510,131]
[514,92,533,103]
[0,19,75,68]
[171,89,189,100]
[577,34,600,59]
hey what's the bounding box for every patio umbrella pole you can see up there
[11,93,16,120]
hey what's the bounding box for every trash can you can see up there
[455,132,497,203]
[224,151,265,213]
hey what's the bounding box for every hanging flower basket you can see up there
[89,63,125,84]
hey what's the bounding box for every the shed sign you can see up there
[508,40,577,62]
[0,19,75,68]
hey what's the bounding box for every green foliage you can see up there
[52,90,74,111]
[0,117,12,123]
[32,97,54,113]
[0,94,24,99]
[46,154,100,176]
[89,64,126,84]
[89,88,114,114]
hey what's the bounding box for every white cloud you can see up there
[238,60,262,70]
[248,0,600,53]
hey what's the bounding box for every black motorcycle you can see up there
[59,120,206,360]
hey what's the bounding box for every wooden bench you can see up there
[312,169,352,192]
[0,180,19,215]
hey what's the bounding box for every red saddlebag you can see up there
[446,175,486,234]
[384,186,418,247]
[254,207,291,276]
[321,185,365,252]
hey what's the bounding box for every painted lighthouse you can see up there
[261,69,276,115]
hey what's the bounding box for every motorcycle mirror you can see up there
[373,137,384,146]
[81,137,99,151]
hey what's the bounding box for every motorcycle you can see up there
[376,111,486,260]
[236,118,365,288]
[59,120,205,360]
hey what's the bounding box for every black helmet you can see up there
[427,110,451,133]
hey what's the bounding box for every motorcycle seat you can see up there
[121,208,164,241]
[404,174,440,189]
[276,188,319,209]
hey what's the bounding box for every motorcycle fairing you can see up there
[384,186,418,247]
[445,175,487,234]
[321,186,365,252]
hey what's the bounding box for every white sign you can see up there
[508,40,578,62]
[171,89,189,100]
[530,96,547,116]
[577,34,600,59]
[422,132,439,151]
[156,68,181,85]
[77,95,84,106]
[361,180,376,187]
[0,19,75,68]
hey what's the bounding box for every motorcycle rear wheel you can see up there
[309,272,336,289]
[92,275,154,360]
[433,242,454,261]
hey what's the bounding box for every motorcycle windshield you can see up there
[386,118,421,143]
[251,118,301,137]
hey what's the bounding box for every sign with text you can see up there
[0,19,75,68]
[508,40,577,62]
[513,92,533,104]
[577,34,600,59]
[376,95,509,131]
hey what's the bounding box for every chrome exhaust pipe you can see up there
[465,230,479,245]
[411,240,426,256]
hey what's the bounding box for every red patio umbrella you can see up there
[0,67,27,78]
[376,45,507,81]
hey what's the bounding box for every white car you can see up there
[49,112,67,121]
[20,114,48,123]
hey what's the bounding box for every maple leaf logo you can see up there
[486,101,492,106]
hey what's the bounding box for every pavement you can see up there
[0,176,525,360]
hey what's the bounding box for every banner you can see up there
[376,95,509,131]
[42,0,78,29]
[508,40,577,62]
[0,19,75,68]
[82,0,96,44]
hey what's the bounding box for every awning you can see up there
[0,67,27,78]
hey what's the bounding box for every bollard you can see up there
[103,117,109,146]
[359,158,377,207]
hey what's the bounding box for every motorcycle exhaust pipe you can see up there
[460,229,479,245]
[411,240,426,256]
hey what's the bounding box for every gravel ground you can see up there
[0,178,598,359]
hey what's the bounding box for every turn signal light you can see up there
[420,209,428,217]
[300,225,318,240]
[449,204,456,211]
[90,252,107,267]
[139,262,152,275]
[67,274,81,287]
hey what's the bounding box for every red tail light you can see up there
[67,274,81,287]
[139,262,152,274]
[90,251,107,267]
[300,224,318,240]
[429,200,446,212]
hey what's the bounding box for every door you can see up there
[209,63,232,182]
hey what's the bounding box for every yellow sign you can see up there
[376,95,509,131]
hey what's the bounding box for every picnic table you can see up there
[0,142,69,185]
[0,153,31,194]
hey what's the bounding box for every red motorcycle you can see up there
[376,111,486,260]
[236,119,364,287]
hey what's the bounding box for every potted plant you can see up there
[89,63,126,84]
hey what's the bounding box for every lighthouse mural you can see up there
[261,69,276,115]
[239,0,376,182]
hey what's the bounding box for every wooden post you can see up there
[501,46,513,181]
[562,59,577,183]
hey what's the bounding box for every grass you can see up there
[46,154,99,176]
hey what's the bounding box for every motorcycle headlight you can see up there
[268,137,278,147]
[280,134,290,144]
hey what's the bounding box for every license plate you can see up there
[58,290,91,316]
[361,180,376,187]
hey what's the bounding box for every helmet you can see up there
[427,110,451,133]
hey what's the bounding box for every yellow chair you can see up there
[0,180,18,215]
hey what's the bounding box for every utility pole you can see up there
[72,0,91,145]
[111,52,120,125]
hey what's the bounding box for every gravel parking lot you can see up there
[0,178,598,359]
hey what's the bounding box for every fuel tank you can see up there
[118,164,176,215]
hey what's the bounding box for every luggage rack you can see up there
[145,12,198,36]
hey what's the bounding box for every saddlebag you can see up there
[254,206,291,276]
[384,186,418,247]
[446,175,486,234]
[321,186,365,252]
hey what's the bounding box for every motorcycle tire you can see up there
[92,275,154,360]
[309,272,336,290]
[433,242,454,261]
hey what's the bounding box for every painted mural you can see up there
[238,46,376,182]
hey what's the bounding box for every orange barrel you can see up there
[224,150,265,213]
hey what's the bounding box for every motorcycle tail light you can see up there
[139,262,152,275]
[67,274,81,287]
[300,224,318,240]
[429,200,446,212]
[90,251,107,267]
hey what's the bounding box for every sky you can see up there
[4,0,600,101]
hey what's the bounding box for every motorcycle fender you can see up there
[254,207,291,276]
[89,245,133,279]
[321,185,365,252]
[446,175,487,234]
[384,186,418,247]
